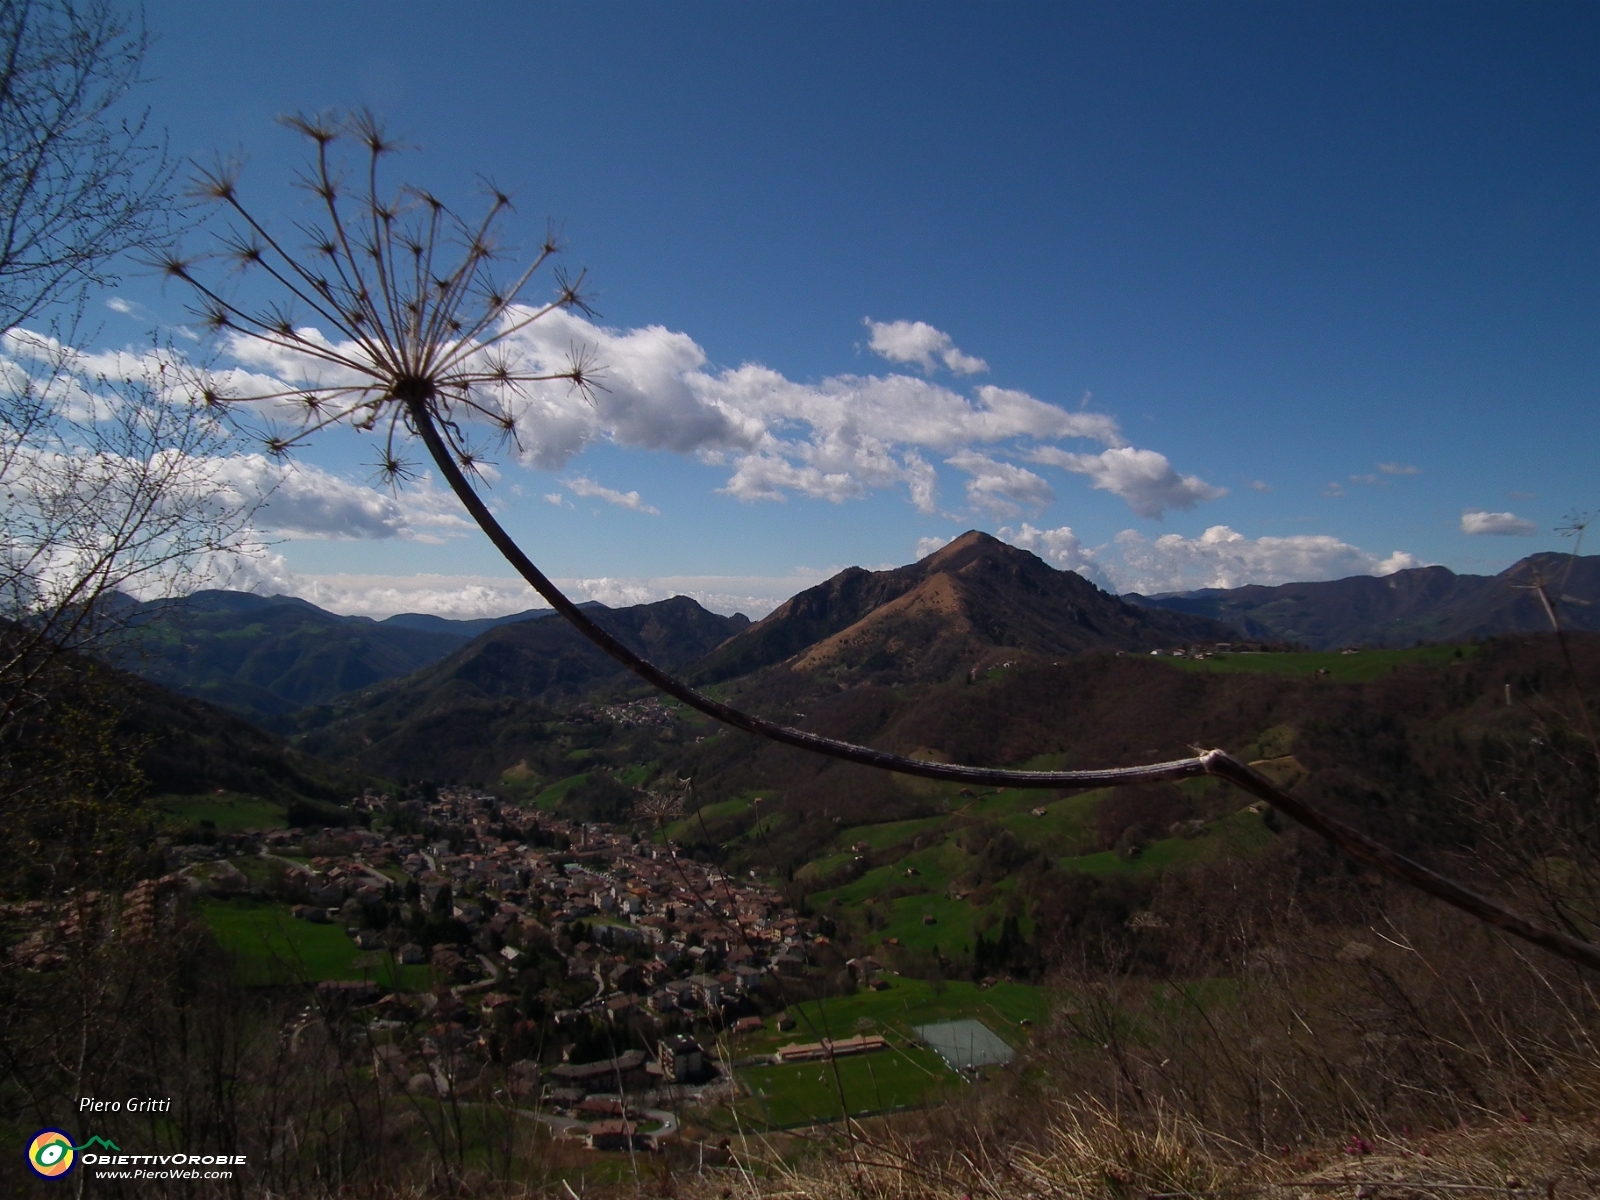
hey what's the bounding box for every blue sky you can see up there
[82,1,1598,616]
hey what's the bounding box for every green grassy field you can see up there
[840,815,949,851]
[1163,644,1473,682]
[884,885,1029,950]
[728,974,1043,1127]
[737,1043,958,1127]
[992,789,1104,854]
[1053,805,1276,876]
[196,897,432,989]
[796,850,856,882]
[151,793,287,831]
[612,762,657,787]
[797,778,1281,949]
[528,772,590,811]
[662,795,755,842]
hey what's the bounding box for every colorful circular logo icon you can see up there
[27,1129,76,1178]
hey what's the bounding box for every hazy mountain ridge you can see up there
[117,590,562,721]
[1125,552,1600,650]
[106,543,1600,795]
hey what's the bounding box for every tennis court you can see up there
[913,1019,1014,1071]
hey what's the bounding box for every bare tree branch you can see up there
[0,0,175,329]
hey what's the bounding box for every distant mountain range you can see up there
[1125,552,1600,650]
[49,524,1597,830]
[283,534,1240,784]
[103,539,1600,791]
[118,590,567,721]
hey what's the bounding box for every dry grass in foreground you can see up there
[665,1103,1600,1200]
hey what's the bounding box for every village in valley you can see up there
[81,784,1009,1153]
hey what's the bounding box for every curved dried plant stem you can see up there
[188,112,1600,977]
[408,395,1600,974]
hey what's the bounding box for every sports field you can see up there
[737,1042,958,1127]
[726,974,1039,1127]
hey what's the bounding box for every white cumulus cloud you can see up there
[864,318,988,375]
[1109,525,1420,595]
[467,307,1129,515]
[37,308,1219,527]
[207,456,472,542]
[944,451,1055,518]
[1461,509,1538,536]
[562,475,660,515]
[1030,446,1227,519]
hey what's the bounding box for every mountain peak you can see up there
[691,532,1231,685]
[921,529,998,564]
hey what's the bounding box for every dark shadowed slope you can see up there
[118,591,562,721]
[296,595,750,781]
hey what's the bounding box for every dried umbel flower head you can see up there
[165,108,596,482]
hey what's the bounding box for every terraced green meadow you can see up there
[798,771,1277,954]
[662,794,756,842]
[1163,643,1473,682]
[151,792,288,831]
[197,897,432,989]
[527,772,590,810]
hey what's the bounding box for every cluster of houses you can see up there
[366,787,817,1014]
[1144,642,1273,659]
[573,697,677,730]
[216,786,833,1148]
